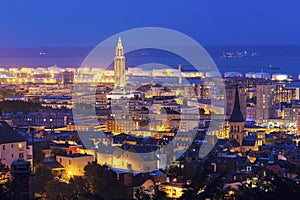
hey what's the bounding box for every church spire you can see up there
[229,86,245,122]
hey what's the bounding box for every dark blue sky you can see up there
[1,0,300,47]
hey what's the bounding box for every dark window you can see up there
[19,153,24,159]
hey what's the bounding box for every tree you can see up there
[180,188,194,200]
[0,100,41,113]
[0,177,14,200]
[84,162,128,199]
[166,165,183,180]
[0,88,17,101]
[45,180,73,200]
[196,173,226,199]
[34,165,54,195]
[69,176,91,199]
[155,189,168,200]
[44,176,92,200]
[33,147,45,167]
[238,173,300,200]
[133,185,155,200]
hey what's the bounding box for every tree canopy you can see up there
[0,100,41,113]
[84,162,129,199]
[34,165,54,195]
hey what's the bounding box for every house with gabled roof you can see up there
[0,121,31,168]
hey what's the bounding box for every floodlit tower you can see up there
[114,37,126,90]
[178,64,183,84]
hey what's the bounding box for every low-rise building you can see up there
[56,153,94,178]
[0,121,31,168]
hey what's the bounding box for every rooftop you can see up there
[229,87,245,123]
[0,121,27,144]
[57,153,93,158]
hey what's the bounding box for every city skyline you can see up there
[1,1,300,199]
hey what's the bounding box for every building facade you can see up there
[114,37,126,90]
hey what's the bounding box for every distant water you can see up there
[0,45,299,77]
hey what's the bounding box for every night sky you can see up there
[0,0,300,47]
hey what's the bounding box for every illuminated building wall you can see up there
[246,106,256,122]
[274,84,299,103]
[226,87,247,120]
[114,37,126,89]
[256,84,276,125]
[297,114,300,135]
[56,154,94,178]
[158,183,185,199]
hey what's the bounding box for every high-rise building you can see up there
[256,84,276,125]
[114,37,126,90]
[297,114,300,135]
[274,84,299,103]
[226,87,247,120]
[194,83,210,100]
[62,70,74,84]
[108,38,133,100]
[246,106,256,122]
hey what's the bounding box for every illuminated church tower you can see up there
[229,86,245,145]
[114,37,126,90]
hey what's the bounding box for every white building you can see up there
[56,153,94,177]
[0,121,31,168]
[224,71,243,78]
